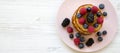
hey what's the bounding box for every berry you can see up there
[102,30,107,35]
[78,43,84,49]
[69,34,74,39]
[86,38,94,47]
[75,33,81,38]
[99,4,105,9]
[98,36,103,42]
[97,12,101,17]
[103,12,107,16]
[87,7,91,12]
[92,6,99,14]
[80,37,85,42]
[87,13,94,23]
[83,24,88,29]
[88,26,95,33]
[94,23,99,28]
[74,38,80,45]
[76,13,81,18]
[80,7,87,15]
[61,18,70,27]
[97,32,102,36]
[97,17,104,24]
[67,27,73,33]
[78,18,86,25]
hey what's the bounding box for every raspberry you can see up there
[78,18,86,25]
[74,38,80,45]
[97,17,104,24]
[80,7,87,15]
[92,6,99,14]
[88,26,95,33]
[67,27,73,33]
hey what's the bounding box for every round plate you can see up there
[57,0,117,52]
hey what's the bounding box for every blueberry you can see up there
[98,36,103,42]
[80,37,85,42]
[83,24,88,29]
[75,33,81,38]
[76,13,81,18]
[87,13,94,23]
[61,18,70,27]
[87,7,91,12]
[103,12,107,16]
[96,12,101,17]
[94,23,99,28]
[102,30,107,35]
[97,32,102,36]
[69,34,74,39]
[99,4,105,9]
[78,43,84,49]
[86,38,94,47]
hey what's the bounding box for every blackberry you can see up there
[87,13,94,23]
[86,38,94,47]
[61,18,70,27]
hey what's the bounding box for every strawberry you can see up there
[78,18,86,25]
[67,27,73,33]
[80,7,87,15]
[74,38,80,46]
[97,17,104,24]
[88,26,95,33]
[92,6,99,14]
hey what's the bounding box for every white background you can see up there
[0,0,120,53]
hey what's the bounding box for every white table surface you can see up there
[0,0,120,53]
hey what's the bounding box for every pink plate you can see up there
[56,0,118,52]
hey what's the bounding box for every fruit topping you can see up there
[97,12,102,17]
[74,38,80,45]
[87,13,94,23]
[98,36,103,42]
[102,30,107,35]
[80,7,87,15]
[83,23,88,29]
[94,23,99,28]
[61,18,70,27]
[80,37,85,42]
[78,17,86,25]
[78,43,84,49]
[67,27,73,33]
[103,12,107,16]
[75,33,81,38]
[86,38,94,47]
[76,13,81,18]
[69,34,74,39]
[99,4,105,9]
[88,26,95,33]
[92,6,99,14]
[97,31,102,36]
[86,7,91,12]
[97,17,104,24]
